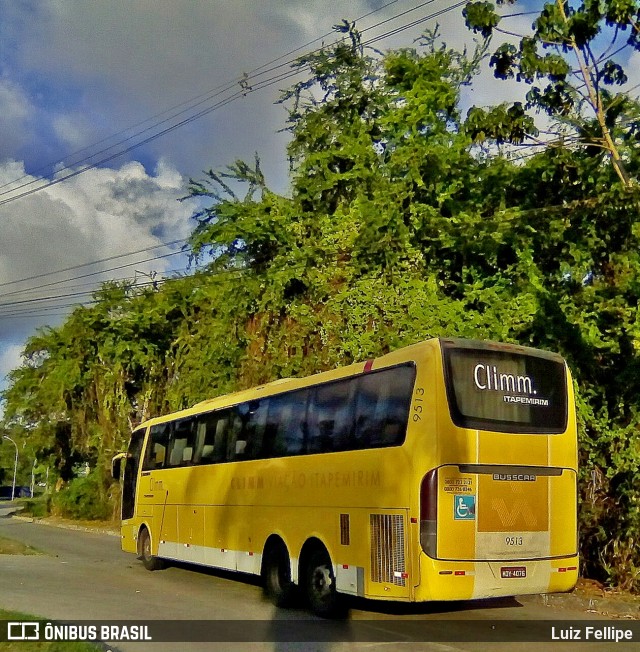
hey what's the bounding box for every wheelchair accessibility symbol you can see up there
[454,494,476,520]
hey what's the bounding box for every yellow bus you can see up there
[112,337,578,617]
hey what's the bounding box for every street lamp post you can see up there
[31,459,37,498]
[2,436,18,501]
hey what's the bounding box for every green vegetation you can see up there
[0,611,101,652]
[49,472,113,521]
[1,1,639,590]
[0,536,40,556]
[18,497,49,519]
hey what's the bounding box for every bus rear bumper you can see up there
[415,553,579,602]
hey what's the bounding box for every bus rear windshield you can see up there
[442,343,568,434]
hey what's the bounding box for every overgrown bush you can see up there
[50,472,111,521]
[20,496,50,518]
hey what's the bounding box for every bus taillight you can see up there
[420,469,438,557]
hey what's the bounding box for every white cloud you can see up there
[0,76,35,159]
[5,1,473,188]
[0,158,197,347]
[0,343,23,419]
[52,113,94,151]
[0,76,31,123]
[0,343,23,385]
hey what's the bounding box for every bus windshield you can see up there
[442,341,568,434]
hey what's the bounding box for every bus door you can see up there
[121,428,146,521]
[166,417,203,563]
[138,423,171,537]
[117,427,146,554]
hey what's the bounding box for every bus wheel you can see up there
[304,548,344,618]
[138,527,164,571]
[263,541,296,607]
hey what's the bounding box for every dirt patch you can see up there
[574,578,640,607]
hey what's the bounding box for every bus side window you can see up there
[192,419,208,464]
[332,380,357,450]
[213,413,230,462]
[226,411,245,461]
[377,366,415,446]
[356,366,414,447]
[308,379,356,453]
[264,395,289,457]
[241,399,269,459]
[142,423,171,470]
[286,389,309,455]
[265,390,309,456]
[195,411,229,465]
[261,416,277,458]
[168,418,197,467]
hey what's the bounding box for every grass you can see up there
[0,536,40,556]
[0,610,104,651]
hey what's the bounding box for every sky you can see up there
[0,0,638,404]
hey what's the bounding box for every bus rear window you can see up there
[442,342,568,434]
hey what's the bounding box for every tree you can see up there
[464,0,639,187]
[464,0,640,588]
[185,27,511,375]
[184,20,640,590]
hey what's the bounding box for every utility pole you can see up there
[2,435,18,501]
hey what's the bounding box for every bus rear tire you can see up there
[138,527,164,571]
[263,541,297,608]
[304,548,345,618]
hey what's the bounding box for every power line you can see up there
[0,238,187,290]
[0,66,311,208]
[365,0,467,46]
[0,0,404,201]
[0,254,323,320]
[0,0,464,208]
[0,0,409,203]
[0,182,615,323]
[0,2,473,306]
[0,1,471,320]
[0,249,186,300]
[0,262,199,300]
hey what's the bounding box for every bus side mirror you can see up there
[111,452,127,480]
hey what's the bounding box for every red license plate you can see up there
[501,566,526,579]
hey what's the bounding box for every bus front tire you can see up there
[138,527,164,571]
[304,548,344,618]
[263,542,297,608]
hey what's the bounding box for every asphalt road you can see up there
[0,503,23,518]
[0,517,632,652]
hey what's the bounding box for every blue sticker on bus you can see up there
[454,494,476,520]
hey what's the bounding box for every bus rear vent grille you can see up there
[340,513,350,545]
[370,513,405,587]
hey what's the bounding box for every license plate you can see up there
[501,566,526,579]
